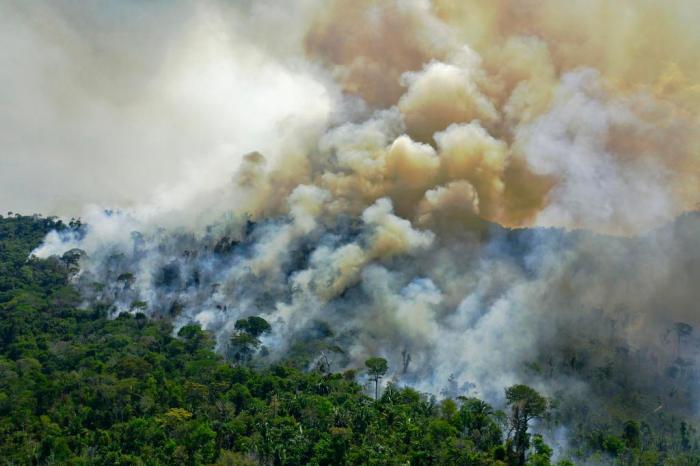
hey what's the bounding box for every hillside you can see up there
[1,214,699,465]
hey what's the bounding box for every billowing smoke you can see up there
[0,1,331,216]
[17,0,700,427]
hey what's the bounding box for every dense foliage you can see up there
[0,214,699,465]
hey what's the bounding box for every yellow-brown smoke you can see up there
[300,0,700,235]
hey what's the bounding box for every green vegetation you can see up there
[229,316,272,366]
[364,357,388,401]
[1,214,700,465]
[505,385,548,465]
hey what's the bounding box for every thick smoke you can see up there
[20,0,700,426]
[0,1,330,216]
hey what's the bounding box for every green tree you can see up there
[364,357,388,401]
[623,420,641,449]
[234,316,271,338]
[229,333,260,365]
[455,397,503,450]
[528,433,552,466]
[178,324,212,353]
[505,384,548,466]
[228,316,270,366]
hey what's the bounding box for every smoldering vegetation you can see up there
[35,208,700,431]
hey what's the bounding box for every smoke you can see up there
[0,1,331,217]
[515,69,677,234]
[16,0,700,432]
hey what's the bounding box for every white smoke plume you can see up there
[0,1,331,217]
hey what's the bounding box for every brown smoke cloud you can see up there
[304,0,453,108]
[297,0,700,235]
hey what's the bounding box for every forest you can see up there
[0,214,698,465]
[4,0,700,464]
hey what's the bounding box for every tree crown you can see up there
[365,357,388,378]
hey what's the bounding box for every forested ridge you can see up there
[0,214,699,465]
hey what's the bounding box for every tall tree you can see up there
[505,384,548,466]
[229,316,271,365]
[364,357,388,401]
